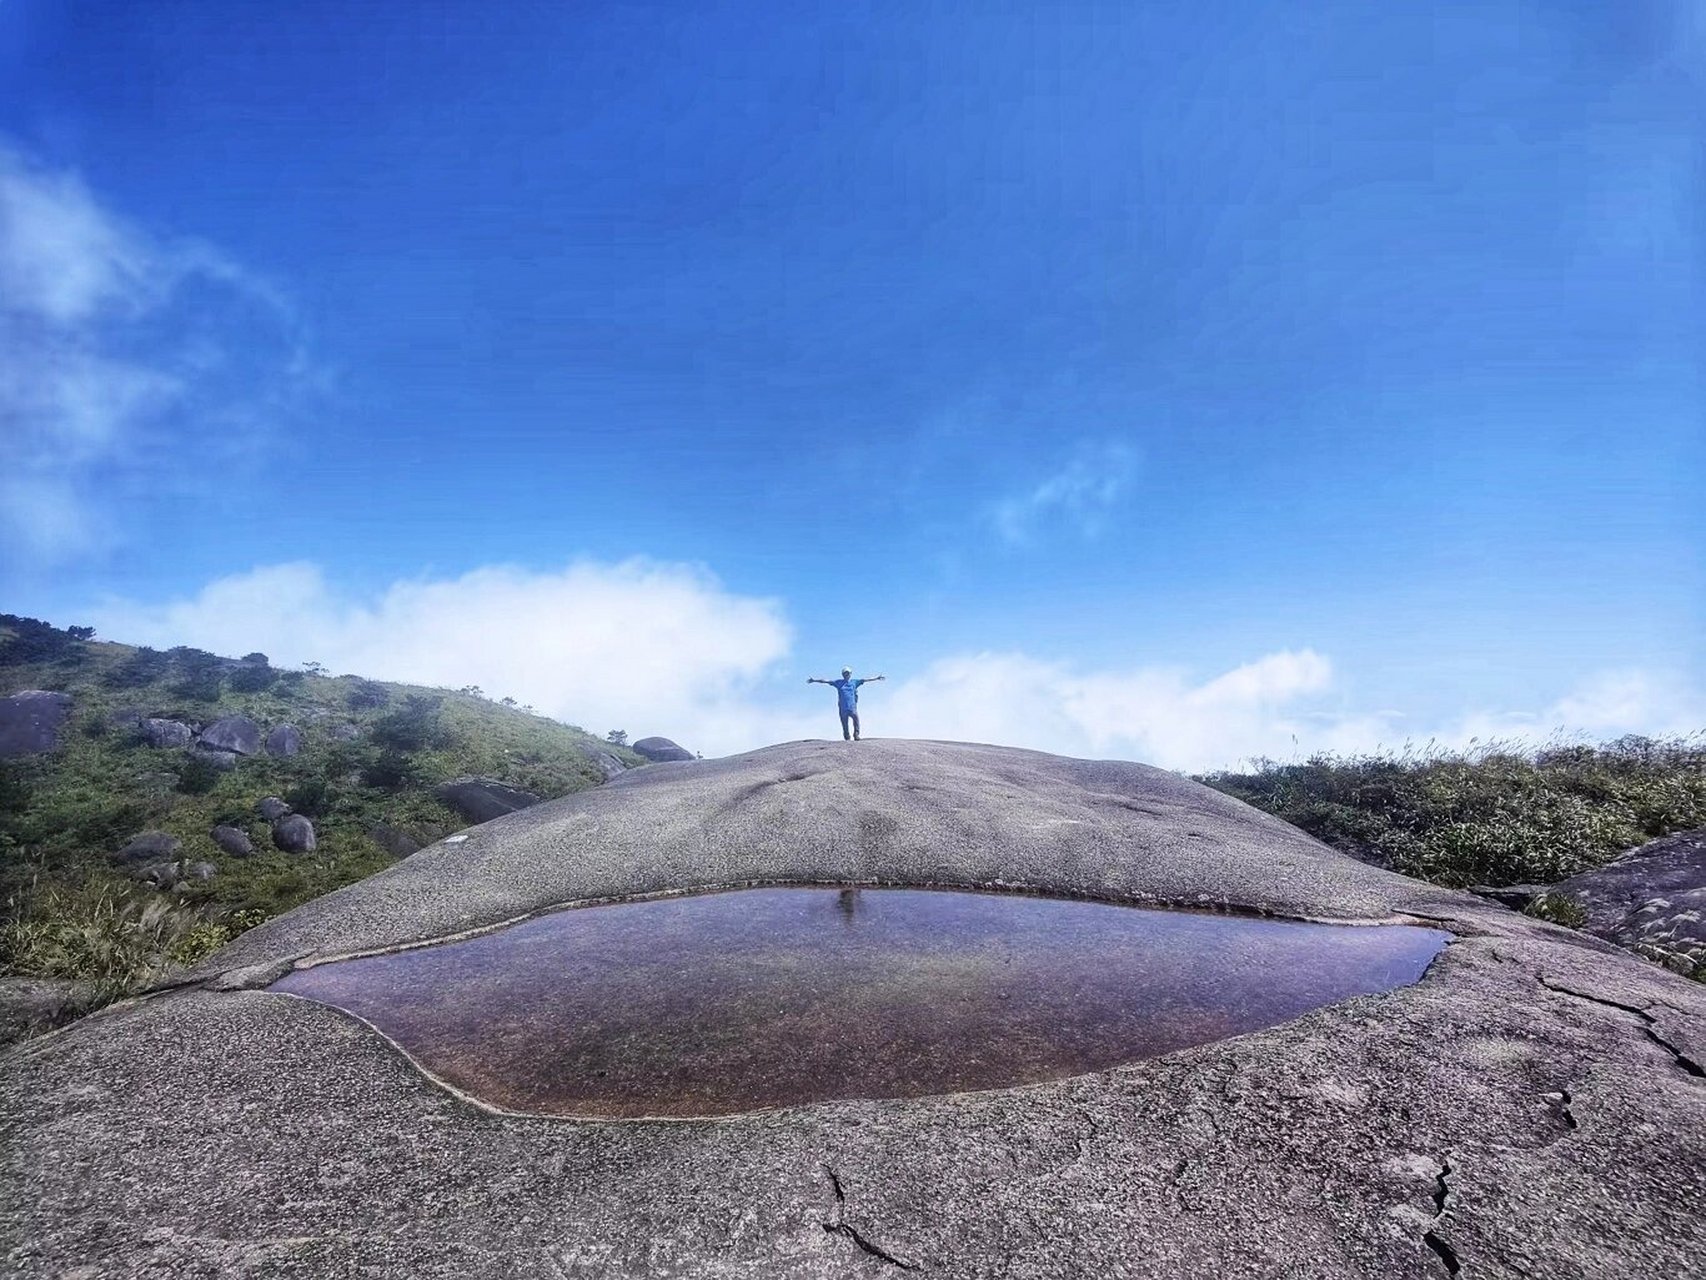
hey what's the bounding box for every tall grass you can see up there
[0,879,251,1005]
[1200,734,1706,888]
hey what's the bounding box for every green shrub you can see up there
[175,754,225,796]
[371,695,448,752]
[1201,735,1706,888]
[361,750,423,792]
[1525,892,1588,929]
[227,661,276,693]
[283,777,333,817]
[167,647,226,702]
[102,646,172,689]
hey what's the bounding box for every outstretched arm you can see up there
[806,677,827,684]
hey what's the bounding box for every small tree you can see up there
[605,729,628,747]
[303,661,327,676]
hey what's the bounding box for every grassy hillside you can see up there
[1201,735,1706,889]
[0,615,639,1001]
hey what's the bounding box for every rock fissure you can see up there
[1539,977,1704,1078]
[822,1165,919,1271]
[1420,1157,1462,1278]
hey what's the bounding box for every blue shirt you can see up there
[830,677,865,712]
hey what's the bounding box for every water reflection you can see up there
[269,886,1447,1118]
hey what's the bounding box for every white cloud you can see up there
[989,441,1138,544]
[86,559,1705,770]
[0,142,304,565]
[88,560,800,757]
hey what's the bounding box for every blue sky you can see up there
[1,1,1700,767]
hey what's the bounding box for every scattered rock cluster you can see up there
[109,798,319,888]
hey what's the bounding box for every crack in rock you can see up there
[1421,1156,1463,1277]
[1542,1088,1578,1131]
[822,1166,918,1271]
[1538,977,1705,1079]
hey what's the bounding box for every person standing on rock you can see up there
[808,667,885,741]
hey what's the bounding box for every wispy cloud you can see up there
[988,441,1138,545]
[0,142,310,566]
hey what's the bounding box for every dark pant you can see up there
[839,708,860,740]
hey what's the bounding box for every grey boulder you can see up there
[271,814,317,854]
[433,777,542,825]
[192,748,238,772]
[140,718,195,749]
[210,825,255,858]
[257,797,292,822]
[581,747,628,781]
[112,831,181,865]
[631,735,694,763]
[264,724,303,757]
[0,690,72,758]
[1546,828,1706,974]
[198,716,261,756]
[370,823,446,858]
[0,977,89,1049]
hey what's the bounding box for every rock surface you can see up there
[369,823,446,858]
[631,735,694,762]
[139,718,195,749]
[432,777,542,824]
[271,814,317,854]
[209,825,255,858]
[197,715,261,756]
[581,747,628,781]
[1547,828,1706,974]
[110,831,180,865]
[0,978,87,1050]
[0,690,72,758]
[264,724,303,757]
[191,747,238,772]
[3,740,1703,1280]
[257,796,291,822]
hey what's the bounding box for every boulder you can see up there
[198,715,261,756]
[264,724,303,757]
[210,825,255,858]
[140,718,195,749]
[0,977,88,1049]
[132,861,181,888]
[1545,828,1706,974]
[185,860,217,881]
[0,690,72,758]
[271,814,316,854]
[192,747,239,772]
[581,747,628,781]
[369,823,448,858]
[112,831,180,865]
[11,741,1705,1280]
[257,797,292,822]
[631,735,694,763]
[432,778,542,825]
